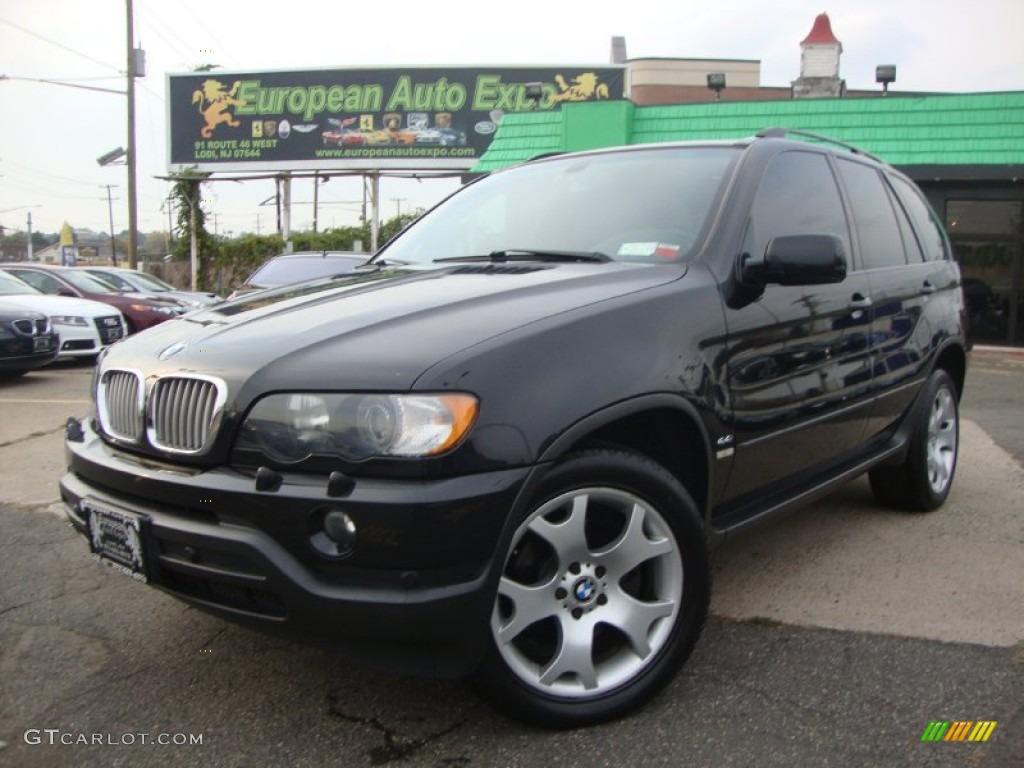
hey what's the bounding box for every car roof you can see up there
[522,128,891,170]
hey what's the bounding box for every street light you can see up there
[876,65,897,96]
[707,72,726,101]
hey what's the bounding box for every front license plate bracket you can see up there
[83,500,150,583]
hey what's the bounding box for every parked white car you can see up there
[0,269,126,359]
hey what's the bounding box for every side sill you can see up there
[709,432,907,539]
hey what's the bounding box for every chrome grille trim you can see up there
[94,316,125,344]
[146,375,226,454]
[97,369,145,442]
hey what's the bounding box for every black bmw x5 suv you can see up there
[61,130,966,727]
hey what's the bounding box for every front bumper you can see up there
[60,418,534,676]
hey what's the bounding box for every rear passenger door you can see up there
[834,158,950,439]
[721,150,874,502]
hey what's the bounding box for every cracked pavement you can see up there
[0,359,1021,767]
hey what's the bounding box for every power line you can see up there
[136,0,204,68]
[174,0,241,67]
[0,16,121,73]
[1,158,104,187]
[1,179,109,201]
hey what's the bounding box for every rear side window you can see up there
[745,151,850,260]
[888,175,950,261]
[836,158,906,269]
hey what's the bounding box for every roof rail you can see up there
[755,127,883,164]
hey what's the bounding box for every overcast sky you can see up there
[2,0,1022,242]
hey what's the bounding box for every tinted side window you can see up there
[889,175,949,261]
[836,158,906,269]
[746,151,850,260]
[11,270,61,294]
[886,183,925,262]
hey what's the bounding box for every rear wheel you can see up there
[869,369,959,511]
[474,449,709,727]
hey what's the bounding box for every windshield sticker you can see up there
[617,242,681,258]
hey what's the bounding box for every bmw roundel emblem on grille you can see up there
[158,340,189,360]
[574,577,596,602]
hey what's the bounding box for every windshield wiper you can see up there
[435,249,612,264]
[361,258,412,268]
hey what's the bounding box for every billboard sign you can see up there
[167,66,625,173]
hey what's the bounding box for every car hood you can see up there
[0,294,122,318]
[100,261,685,397]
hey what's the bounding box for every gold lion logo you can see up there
[548,73,611,104]
[191,79,246,138]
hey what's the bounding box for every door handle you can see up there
[921,281,936,295]
[849,292,873,308]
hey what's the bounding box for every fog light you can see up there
[309,509,357,558]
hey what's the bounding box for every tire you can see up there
[473,449,710,728]
[869,369,959,512]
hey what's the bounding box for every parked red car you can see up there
[0,264,185,333]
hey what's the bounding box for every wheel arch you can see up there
[538,394,713,521]
[933,341,967,400]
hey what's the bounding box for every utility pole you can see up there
[26,212,34,262]
[391,197,407,218]
[163,194,174,248]
[104,185,118,266]
[126,0,140,269]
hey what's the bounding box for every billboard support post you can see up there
[369,172,380,253]
[312,171,320,235]
[189,194,198,291]
[282,173,292,252]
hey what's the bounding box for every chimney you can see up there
[610,36,627,65]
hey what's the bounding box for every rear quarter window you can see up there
[888,175,950,262]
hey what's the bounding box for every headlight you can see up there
[236,392,478,463]
[52,315,89,326]
[131,303,179,316]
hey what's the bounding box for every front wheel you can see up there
[869,368,959,511]
[473,449,709,727]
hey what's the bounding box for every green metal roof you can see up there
[472,92,1024,173]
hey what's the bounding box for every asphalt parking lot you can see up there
[0,353,1021,767]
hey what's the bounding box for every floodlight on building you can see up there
[97,147,127,166]
[523,82,545,103]
[876,65,897,95]
[707,72,726,101]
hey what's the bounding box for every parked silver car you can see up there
[80,267,222,310]
[227,251,368,299]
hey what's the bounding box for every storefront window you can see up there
[946,199,1024,346]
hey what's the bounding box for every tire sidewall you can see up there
[474,448,710,728]
[911,369,960,509]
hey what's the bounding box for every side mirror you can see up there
[742,234,847,287]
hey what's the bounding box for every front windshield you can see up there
[130,271,174,290]
[89,271,134,291]
[378,146,739,265]
[60,270,120,294]
[0,270,41,295]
